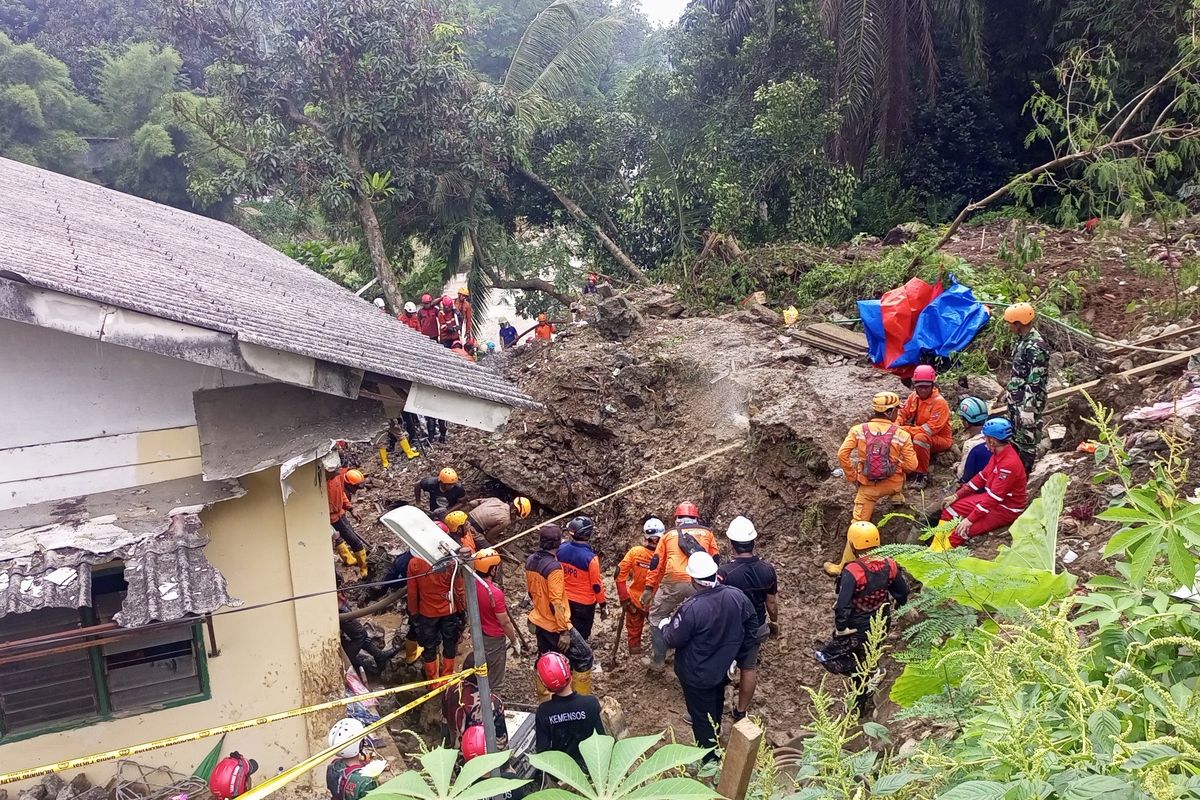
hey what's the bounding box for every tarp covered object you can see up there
[859,276,990,371]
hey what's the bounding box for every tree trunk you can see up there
[518,164,648,283]
[353,194,404,311]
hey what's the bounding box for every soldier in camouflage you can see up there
[1003,303,1050,473]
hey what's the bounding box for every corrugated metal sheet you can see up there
[0,477,243,623]
[0,157,539,411]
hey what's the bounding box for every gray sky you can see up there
[638,0,688,26]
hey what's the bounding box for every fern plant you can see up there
[369,747,527,800]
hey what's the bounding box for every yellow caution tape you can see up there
[238,671,470,800]
[0,668,481,785]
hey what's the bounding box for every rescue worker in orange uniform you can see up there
[557,516,606,641]
[518,314,555,343]
[828,392,918,576]
[897,365,952,489]
[407,520,468,686]
[398,301,422,332]
[525,525,594,698]
[615,517,664,653]
[328,467,368,577]
[640,501,720,672]
[454,287,473,337]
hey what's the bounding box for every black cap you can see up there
[538,524,563,550]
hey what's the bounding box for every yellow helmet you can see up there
[439,467,459,485]
[444,510,468,533]
[1003,303,1036,325]
[871,392,901,413]
[474,548,501,574]
[457,287,470,297]
[512,496,532,518]
[847,521,880,550]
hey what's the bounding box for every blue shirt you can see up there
[958,434,990,486]
[499,324,518,348]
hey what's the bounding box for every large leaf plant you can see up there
[526,733,719,800]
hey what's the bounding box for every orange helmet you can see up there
[1003,303,1036,325]
[474,548,501,574]
[344,469,365,485]
[438,467,459,485]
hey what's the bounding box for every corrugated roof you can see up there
[0,477,243,624]
[0,157,538,411]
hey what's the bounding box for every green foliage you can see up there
[98,43,181,134]
[368,747,527,800]
[1086,397,1200,588]
[0,31,97,174]
[526,733,717,800]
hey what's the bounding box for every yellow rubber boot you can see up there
[404,638,424,664]
[535,673,551,703]
[354,548,369,578]
[400,437,421,460]
[378,447,390,469]
[571,669,593,695]
[336,542,357,566]
[823,540,855,577]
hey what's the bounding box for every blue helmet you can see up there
[486,340,496,351]
[982,418,1013,440]
[958,396,989,425]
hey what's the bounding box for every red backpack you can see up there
[862,425,899,482]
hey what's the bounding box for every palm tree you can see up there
[818,0,985,164]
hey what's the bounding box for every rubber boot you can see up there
[571,669,593,695]
[404,638,424,664]
[354,548,369,578]
[823,540,855,577]
[535,673,551,703]
[645,627,666,672]
[378,447,390,469]
[439,657,456,687]
[400,437,421,460]
[423,660,439,684]
[336,542,357,566]
[374,647,399,673]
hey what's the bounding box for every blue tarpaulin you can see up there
[860,276,990,372]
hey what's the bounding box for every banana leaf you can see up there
[193,733,227,780]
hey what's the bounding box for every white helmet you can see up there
[404,301,417,314]
[643,517,666,537]
[726,515,757,543]
[685,551,718,582]
[328,718,367,758]
[373,298,386,309]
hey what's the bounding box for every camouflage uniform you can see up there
[1006,328,1050,468]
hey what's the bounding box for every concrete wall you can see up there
[0,318,256,509]
[0,464,341,787]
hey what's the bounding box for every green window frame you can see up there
[0,566,211,741]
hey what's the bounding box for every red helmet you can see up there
[536,652,571,693]
[435,521,450,533]
[461,725,487,761]
[209,753,257,800]
[912,365,937,384]
[421,293,433,304]
[675,501,700,519]
[441,296,454,308]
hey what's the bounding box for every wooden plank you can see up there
[717,717,765,800]
[989,345,1200,414]
[795,331,862,356]
[1105,323,1200,356]
[807,322,868,349]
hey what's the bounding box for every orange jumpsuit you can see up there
[615,544,654,649]
[899,388,953,474]
[837,418,919,523]
[534,322,554,340]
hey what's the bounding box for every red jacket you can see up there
[417,307,440,339]
[398,312,421,332]
[953,444,1028,522]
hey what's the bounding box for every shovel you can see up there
[604,606,626,671]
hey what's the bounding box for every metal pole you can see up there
[354,276,379,296]
[459,547,499,754]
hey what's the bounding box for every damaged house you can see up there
[0,157,536,781]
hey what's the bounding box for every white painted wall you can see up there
[0,319,257,508]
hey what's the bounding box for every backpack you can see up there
[862,425,899,482]
[673,525,708,558]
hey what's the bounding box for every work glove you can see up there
[557,629,573,653]
[639,588,654,609]
[942,494,958,509]
[1020,410,1036,426]
[598,603,608,620]
[768,620,781,639]
[834,626,858,638]
[620,598,634,614]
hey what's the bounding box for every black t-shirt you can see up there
[718,555,778,627]
[534,692,604,766]
[419,476,466,511]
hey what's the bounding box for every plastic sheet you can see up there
[859,276,990,371]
